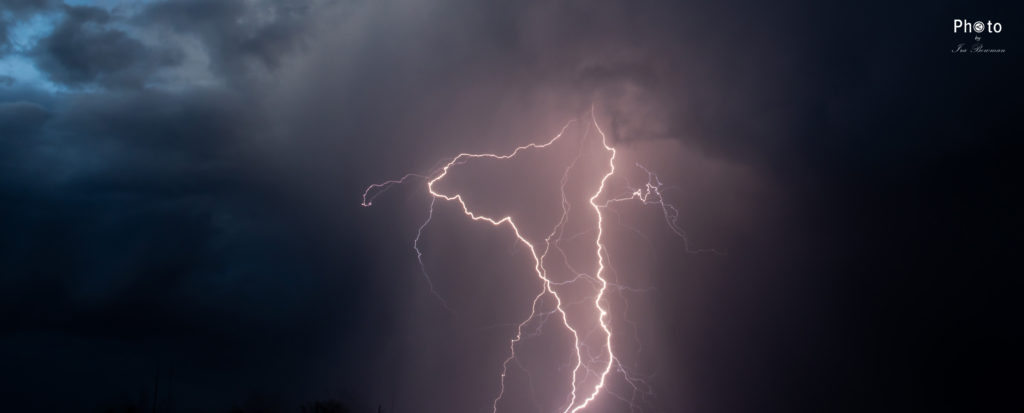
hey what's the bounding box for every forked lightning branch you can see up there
[362,108,705,412]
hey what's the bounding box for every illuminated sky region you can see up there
[362,111,704,412]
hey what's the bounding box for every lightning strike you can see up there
[362,107,705,412]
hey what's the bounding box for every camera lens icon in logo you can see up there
[973,21,986,32]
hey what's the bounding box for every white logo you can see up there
[952,18,1007,53]
[954,19,1002,33]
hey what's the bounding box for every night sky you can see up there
[1,0,1020,412]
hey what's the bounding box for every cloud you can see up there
[8,0,319,89]
[0,100,46,130]
[0,83,384,409]
[0,20,7,54]
[29,5,183,88]
[0,0,60,53]
[139,0,317,79]
[0,0,59,12]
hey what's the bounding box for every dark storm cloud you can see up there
[0,100,49,134]
[273,0,822,174]
[0,20,7,53]
[0,0,59,54]
[6,0,318,88]
[30,5,183,88]
[0,1,360,405]
[0,85,385,410]
[139,0,317,78]
[0,0,58,11]
[1,0,61,56]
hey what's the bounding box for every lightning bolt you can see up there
[362,107,705,412]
